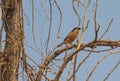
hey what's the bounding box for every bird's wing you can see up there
[64,31,74,42]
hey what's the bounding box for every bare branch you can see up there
[82,0,91,30]
[54,41,93,81]
[103,61,120,81]
[31,0,44,57]
[77,0,86,8]
[54,0,62,36]
[43,40,120,67]
[93,0,99,41]
[45,0,52,55]
[68,48,95,81]
[99,18,114,40]
[72,0,81,27]
[86,50,120,81]
[0,26,3,52]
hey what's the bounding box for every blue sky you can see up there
[21,0,120,81]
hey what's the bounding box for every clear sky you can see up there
[21,0,120,81]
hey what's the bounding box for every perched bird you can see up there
[57,27,81,47]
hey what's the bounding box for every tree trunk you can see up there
[1,0,23,81]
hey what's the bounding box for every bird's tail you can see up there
[57,42,65,47]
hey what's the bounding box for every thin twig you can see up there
[99,18,114,40]
[31,0,44,57]
[67,59,74,80]
[0,26,3,52]
[72,0,81,27]
[45,0,52,55]
[103,61,120,81]
[73,54,77,81]
[24,10,30,25]
[82,0,91,30]
[68,48,94,81]
[94,0,99,41]
[86,50,120,81]
[25,53,39,68]
[49,0,62,55]
[78,0,91,48]
[77,0,86,8]
[40,2,50,20]
[83,46,117,53]
[20,1,25,81]
[25,43,40,54]
[54,0,62,36]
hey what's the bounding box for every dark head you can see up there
[72,27,81,31]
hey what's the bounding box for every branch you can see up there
[44,40,120,67]
[103,61,120,81]
[31,0,44,57]
[68,48,95,81]
[54,0,62,36]
[99,18,114,40]
[94,0,99,41]
[54,41,93,80]
[72,0,81,26]
[45,0,52,54]
[40,40,120,80]
[86,50,120,81]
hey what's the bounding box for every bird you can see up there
[57,27,81,47]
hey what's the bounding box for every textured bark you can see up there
[1,0,23,81]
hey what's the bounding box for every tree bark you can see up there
[1,0,23,81]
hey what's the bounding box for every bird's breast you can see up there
[66,32,78,43]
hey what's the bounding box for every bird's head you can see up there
[72,27,81,32]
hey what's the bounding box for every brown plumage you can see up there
[57,27,81,47]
